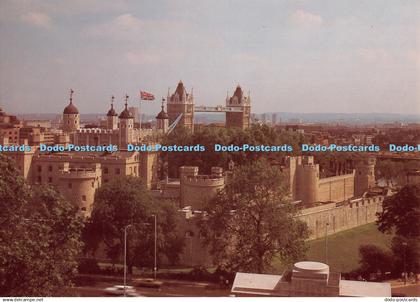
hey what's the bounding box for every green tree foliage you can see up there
[0,154,84,296]
[375,159,412,186]
[361,184,420,277]
[358,244,393,279]
[377,184,420,238]
[199,159,308,273]
[164,124,307,176]
[390,236,419,275]
[85,177,184,273]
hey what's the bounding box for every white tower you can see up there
[62,89,80,133]
[106,95,118,130]
[118,94,134,147]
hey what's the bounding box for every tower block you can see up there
[226,85,251,129]
[167,81,195,132]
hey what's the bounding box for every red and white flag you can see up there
[140,91,155,101]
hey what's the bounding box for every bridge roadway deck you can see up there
[194,105,243,112]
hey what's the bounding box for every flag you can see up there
[140,91,155,101]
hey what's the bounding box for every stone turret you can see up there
[58,163,101,217]
[107,95,118,130]
[62,89,80,133]
[119,94,134,147]
[355,157,376,196]
[156,98,169,133]
[179,166,225,209]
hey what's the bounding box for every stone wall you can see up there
[298,195,383,239]
[318,172,355,202]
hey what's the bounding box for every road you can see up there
[73,281,230,297]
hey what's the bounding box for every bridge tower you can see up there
[167,81,195,132]
[226,85,251,129]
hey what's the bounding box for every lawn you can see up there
[272,223,393,274]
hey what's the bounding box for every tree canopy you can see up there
[377,184,420,238]
[84,177,184,272]
[199,159,308,273]
[164,124,307,177]
[358,244,393,279]
[0,154,84,296]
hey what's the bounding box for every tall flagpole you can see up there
[139,94,142,129]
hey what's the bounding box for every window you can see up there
[48,177,52,183]
[82,195,86,201]
[37,176,41,183]
[81,207,86,211]
[104,167,108,174]
[48,165,53,172]
[37,165,42,172]
[104,179,109,183]
[68,183,72,189]
[115,168,120,175]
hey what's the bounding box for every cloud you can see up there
[84,13,187,41]
[356,48,391,63]
[125,51,160,65]
[404,50,420,66]
[20,12,52,29]
[114,13,142,29]
[290,9,323,27]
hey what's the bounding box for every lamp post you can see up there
[325,222,329,264]
[402,242,407,285]
[124,224,132,297]
[152,214,157,280]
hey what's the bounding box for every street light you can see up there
[325,222,329,264]
[152,214,157,280]
[124,224,132,297]
[402,242,408,285]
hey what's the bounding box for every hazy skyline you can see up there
[0,0,419,115]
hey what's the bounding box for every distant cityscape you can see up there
[14,112,420,126]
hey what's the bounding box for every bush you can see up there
[189,266,211,281]
[77,258,101,274]
[358,244,393,280]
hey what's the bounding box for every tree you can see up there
[0,154,84,296]
[85,177,184,273]
[377,184,420,238]
[164,124,308,177]
[375,160,408,186]
[358,244,393,280]
[199,159,308,273]
[390,236,419,275]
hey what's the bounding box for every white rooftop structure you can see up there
[231,261,391,297]
[339,280,391,297]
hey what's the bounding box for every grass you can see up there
[96,223,393,276]
[272,223,393,274]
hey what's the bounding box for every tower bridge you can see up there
[194,105,244,113]
[167,81,251,132]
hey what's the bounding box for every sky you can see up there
[0,0,419,115]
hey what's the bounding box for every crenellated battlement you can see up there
[182,175,225,187]
[59,167,99,179]
[77,128,115,134]
[298,194,385,239]
[179,165,226,208]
